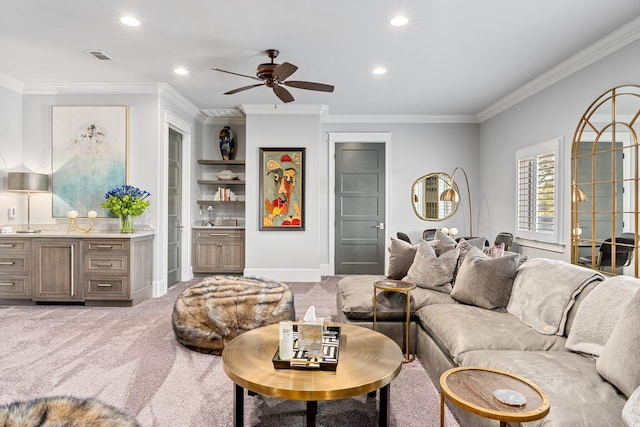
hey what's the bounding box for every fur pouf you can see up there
[172,275,295,354]
[0,396,139,427]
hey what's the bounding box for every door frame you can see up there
[160,111,192,296]
[327,132,391,275]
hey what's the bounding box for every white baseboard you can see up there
[153,279,167,298]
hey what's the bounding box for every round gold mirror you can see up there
[411,173,458,221]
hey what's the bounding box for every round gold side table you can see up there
[373,279,416,363]
[439,366,550,427]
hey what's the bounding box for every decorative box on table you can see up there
[273,325,341,371]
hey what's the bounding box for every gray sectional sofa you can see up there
[335,233,640,426]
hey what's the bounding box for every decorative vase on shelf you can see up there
[119,215,134,233]
[219,126,237,161]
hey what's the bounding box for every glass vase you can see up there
[119,214,134,233]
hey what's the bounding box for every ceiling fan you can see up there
[212,49,334,103]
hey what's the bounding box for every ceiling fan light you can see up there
[390,16,408,27]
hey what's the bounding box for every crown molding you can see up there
[324,114,478,124]
[156,83,206,122]
[0,72,24,93]
[477,16,640,123]
[240,104,329,118]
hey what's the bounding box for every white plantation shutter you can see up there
[516,138,562,244]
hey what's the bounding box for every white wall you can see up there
[478,38,640,261]
[0,85,23,227]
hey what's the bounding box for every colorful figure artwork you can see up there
[260,148,305,230]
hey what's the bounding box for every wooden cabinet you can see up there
[32,238,83,302]
[0,239,31,301]
[192,229,244,274]
[0,234,153,306]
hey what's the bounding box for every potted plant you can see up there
[102,184,151,233]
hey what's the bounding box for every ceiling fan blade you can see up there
[224,83,264,95]
[284,80,335,92]
[273,85,295,103]
[212,68,262,81]
[273,62,298,81]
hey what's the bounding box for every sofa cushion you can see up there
[416,304,566,360]
[452,237,486,286]
[597,289,640,398]
[403,240,459,293]
[387,238,418,279]
[565,275,639,357]
[434,229,457,256]
[457,349,627,427]
[337,275,456,321]
[450,247,519,311]
[507,258,605,335]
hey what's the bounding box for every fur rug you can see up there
[172,275,295,354]
[0,396,140,427]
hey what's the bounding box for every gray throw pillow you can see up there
[452,237,487,287]
[450,247,519,311]
[403,240,459,294]
[623,386,640,427]
[596,289,640,398]
[565,276,639,357]
[387,238,418,279]
[434,230,457,256]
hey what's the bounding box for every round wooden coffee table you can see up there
[222,322,403,427]
[439,366,550,427]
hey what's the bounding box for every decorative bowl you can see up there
[216,170,239,180]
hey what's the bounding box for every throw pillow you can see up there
[483,242,505,258]
[387,237,418,279]
[452,237,487,287]
[434,229,457,256]
[596,289,640,398]
[450,247,519,311]
[403,240,460,293]
[623,386,640,427]
[565,276,639,357]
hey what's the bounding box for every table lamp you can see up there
[7,172,50,233]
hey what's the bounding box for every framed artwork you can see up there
[51,106,128,217]
[259,147,305,230]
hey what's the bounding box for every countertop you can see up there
[0,230,155,239]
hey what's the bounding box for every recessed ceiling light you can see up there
[120,16,140,27]
[174,68,189,75]
[390,16,408,27]
[372,68,387,75]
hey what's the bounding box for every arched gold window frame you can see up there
[571,85,640,277]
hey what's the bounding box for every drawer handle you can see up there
[95,245,114,249]
[96,262,114,267]
[0,261,15,266]
[96,283,113,287]
[0,282,14,287]
[0,244,16,248]
[208,233,230,237]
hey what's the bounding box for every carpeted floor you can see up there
[0,276,459,427]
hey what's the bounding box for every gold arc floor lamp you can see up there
[440,167,473,237]
[7,172,50,233]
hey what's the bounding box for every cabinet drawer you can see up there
[83,240,129,253]
[85,277,128,299]
[195,230,244,240]
[0,240,30,253]
[0,256,29,273]
[0,276,31,298]
[84,256,128,274]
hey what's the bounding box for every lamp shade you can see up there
[440,188,460,203]
[8,172,49,193]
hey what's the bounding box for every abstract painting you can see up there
[259,147,305,230]
[51,106,128,217]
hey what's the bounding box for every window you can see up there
[516,137,562,245]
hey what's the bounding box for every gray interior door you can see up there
[167,128,182,286]
[335,143,385,274]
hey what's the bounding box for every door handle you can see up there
[375,223,385,230]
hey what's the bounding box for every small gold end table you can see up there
[439,366,550,427]
[373,279,416,363]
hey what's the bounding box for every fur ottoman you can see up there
[172,275,295,354]
[0,396,139,427]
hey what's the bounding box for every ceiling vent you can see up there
[85,50,116,63]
